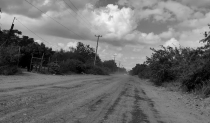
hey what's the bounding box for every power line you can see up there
[24,0,84,39]
[63,0,91,25]
[67,0,91,25]
[61,0,92,31]
[16,18,50,45]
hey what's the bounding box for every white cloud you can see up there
[116,47,122,51]
[178,27,207,48]
[35,40,42,44]
[58,43,65,47]
[158,1,194,21]
[86,4,137,39]
[67,41,77,48]
[178,12,210,29]
[118,0,158,9]
[160,28,176,39]
[116,53,123,59]
[178,0,210,8]
[139,32,161,44]
[57,41,78,50]
[164,38,180,48]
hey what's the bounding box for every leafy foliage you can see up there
[103,60,117,73]
[0,28,120,75]
[85,65,109,75]
[0,45,20,75]
[130,25,210,96]
[59,59,84,74]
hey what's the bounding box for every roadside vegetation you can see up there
[0,29,126,75]
[130,25,210,98]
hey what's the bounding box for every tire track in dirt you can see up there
[0,76,110,93]
[0,75,166,123]
[0,76,117,123]
[100,86,128,123]
[37,78,123,123]
[77,78,132,123]
[130,77,165,123]
[130,88,149,123]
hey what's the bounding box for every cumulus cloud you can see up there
[158,1,194,21]
[3,0,206,48]
[178,12,210,29]
[159,28,177,39]
[164,38,180,48]
[67,41,77,48]
[178,0,210,8]
[57,41,78,51]
[35,39,42,44]
[86,4,137,39]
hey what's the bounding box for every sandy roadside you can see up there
[137,77,210,123]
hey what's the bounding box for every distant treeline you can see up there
[130,25,210,97]
[0,29,126,75]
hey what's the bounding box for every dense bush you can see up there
[103,60,117,73]
[59,59,84,74]
[0,45,19,66]
[0,65,19,75]
[48,62,60,74]
[130,25,210,96]
[0,45,20,75]
[85,65,109,75]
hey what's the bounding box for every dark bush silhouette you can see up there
[0,28,118,75]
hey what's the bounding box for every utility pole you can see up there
[118,61,121,73]
[94,35,102,66]
[1,17,16,47]
[0,8,2,30]
[113,54,117,62]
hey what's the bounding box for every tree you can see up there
[103,60,117,72]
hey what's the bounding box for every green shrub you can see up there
[59,59,84,74]
[0,45,19,66]
[0,45,20,75]
[85,65,109,75]
[0,65,19,75]
[181,61,210,91]
[48,62,60,74]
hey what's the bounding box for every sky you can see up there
[0,0,210,70]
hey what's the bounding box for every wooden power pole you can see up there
[118,62,121,73]
[113,54,117,62]
[1,17,16,47]
[94,35,102,66]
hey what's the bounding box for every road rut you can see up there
[0,74,163,123]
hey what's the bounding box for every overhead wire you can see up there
[60,0,92,31]
[67,0,92,25]
[24,0,84,39]
[61,0,103,44]
[16,18,51,45]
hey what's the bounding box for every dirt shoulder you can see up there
[138,78,210,123]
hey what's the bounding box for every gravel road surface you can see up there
[0,73,209,123]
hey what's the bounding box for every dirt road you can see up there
[0,73,209,123]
